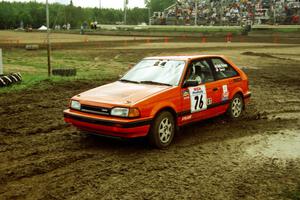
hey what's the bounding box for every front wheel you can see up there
[148,111,175,149]
[227,94,244,119]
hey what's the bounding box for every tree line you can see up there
[0,1,154,29]
[0,0,176,29]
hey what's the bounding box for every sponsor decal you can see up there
[222,85,229,101]
[207,98,212,105]
[182,90,190,99]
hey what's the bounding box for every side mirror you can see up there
[183,80,198,88]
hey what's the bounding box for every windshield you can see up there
[121,59,186,86]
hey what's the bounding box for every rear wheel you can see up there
[227,94,244,119]
[148,111,175,149]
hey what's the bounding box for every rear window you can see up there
[211,58,238,80]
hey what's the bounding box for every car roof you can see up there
[144,55,224,61]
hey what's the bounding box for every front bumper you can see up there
[64,109,151,138]
[244,91,251,104]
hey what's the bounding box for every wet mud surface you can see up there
[0,43,300,199]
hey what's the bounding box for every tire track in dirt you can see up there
[0,152,95,186]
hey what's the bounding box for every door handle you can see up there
[213,87,218,91]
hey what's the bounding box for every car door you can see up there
[207,57,241,114]
[180,59,220,125]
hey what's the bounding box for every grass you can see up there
[0,45,135,93]
[1,74,68,93]
[251,25,300,33]
[1,43,177,92]
[148,26,241,33]
[0,71,121,93]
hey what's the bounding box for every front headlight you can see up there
[111,107,129,117]
[71,100,81,110]
[111,107,140,118]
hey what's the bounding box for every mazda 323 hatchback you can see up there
[64,55,251,148]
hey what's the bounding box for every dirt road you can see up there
[0,41,299,199]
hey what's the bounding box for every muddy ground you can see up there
[0,38,300,200]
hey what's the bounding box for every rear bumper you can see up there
[64,109,151,138]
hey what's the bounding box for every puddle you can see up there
[246,129,300,160]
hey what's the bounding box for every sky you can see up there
[6,0,146,9]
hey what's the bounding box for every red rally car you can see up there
[64,55,251,148]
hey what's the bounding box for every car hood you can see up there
[77,81,171,106]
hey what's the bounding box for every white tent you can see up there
[38,25,48,31]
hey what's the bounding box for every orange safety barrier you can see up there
[164,37,169,43]
[226,33,233,43]
[273,34,279,43]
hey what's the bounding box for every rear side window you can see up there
[211,58,238,80]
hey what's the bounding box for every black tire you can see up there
[227,94,244,119]
[13,73,22,81]
[16,72,22,80]
[8,74,18,83]
[0,78,6,87]
[148,111,175,149]
[2,76,13,85]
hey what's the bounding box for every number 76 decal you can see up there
[188,85,208,113]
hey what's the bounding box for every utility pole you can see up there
[124,0,127,25]
[99,0,101,9]
[46,0,51,77]
[148,6,151,25]
[195,0,198,26]
[273,0,276,25]
[220,0,223,26]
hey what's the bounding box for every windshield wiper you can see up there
[119,79,140,84]
[140,81,172,86]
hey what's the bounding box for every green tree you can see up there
[0,1,150,29]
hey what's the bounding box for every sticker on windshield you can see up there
[215,63,228,72]
[189,85,207,113]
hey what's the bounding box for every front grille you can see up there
[80,104,111,116]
